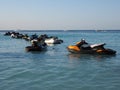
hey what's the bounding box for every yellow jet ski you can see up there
[67,39,116,55]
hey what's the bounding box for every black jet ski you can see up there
[25,45,47,52]
[25,39,47,52]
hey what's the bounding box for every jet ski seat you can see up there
[90,43,106,48]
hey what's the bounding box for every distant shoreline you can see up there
[0,30,120,32]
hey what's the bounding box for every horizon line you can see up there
[0,29,120,31]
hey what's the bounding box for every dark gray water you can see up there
[0,30,120,90]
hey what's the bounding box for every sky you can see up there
[0,0,120,30]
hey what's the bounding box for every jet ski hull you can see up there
[25,46,46,52]
[67,45,116,55]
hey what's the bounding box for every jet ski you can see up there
[45,37,63,44]
[25,39,47,52]
[25,45,47,52]
[67,39,116,55]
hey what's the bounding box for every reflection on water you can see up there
[68,53,116,61]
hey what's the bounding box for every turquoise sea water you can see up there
[0,30,120,90]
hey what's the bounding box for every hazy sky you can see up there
[0,0,120,30]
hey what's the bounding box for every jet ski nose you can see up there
[67,45,80,51]
[67,45,72,49]
[112,50,116,54]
